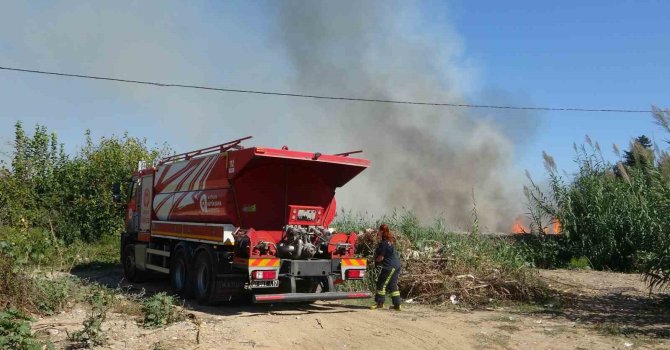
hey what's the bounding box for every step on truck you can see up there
[116,137,371,304]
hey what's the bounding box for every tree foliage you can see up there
[0,122,169,243]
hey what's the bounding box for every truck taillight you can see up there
[252,270,277,280]
[345,269,365,279]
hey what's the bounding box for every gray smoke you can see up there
[277,1,525,231]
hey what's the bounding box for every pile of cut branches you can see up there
[399,255,547,305]
[353,227,548,306]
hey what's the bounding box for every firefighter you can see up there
[370,224,402,310]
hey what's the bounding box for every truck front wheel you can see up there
[193,247,218,305]
[122,244,147,283]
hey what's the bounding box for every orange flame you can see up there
[550,218,562,234]
[511,216,528,234]
[510,216,562,235]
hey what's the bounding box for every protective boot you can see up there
[370,302,384,310]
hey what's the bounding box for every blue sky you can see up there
[0,1,668,226]
[445,1,669,178]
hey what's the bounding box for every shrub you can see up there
[33,277,78,316]
[141,293,183,328]
[568,257,591,270]
[0,226,58,267]
[512,234,571,269]
[68,311,107,349]
[68,289,113,349]
[0,308,51,350]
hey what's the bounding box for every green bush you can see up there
[33,277,79,316]
[568,257,591,270]
[513,234,571,269]
[0,227,58,267]
[68,310,107,348]
[141,293,183,328]
[0,308,51,350]
[68,288,114,348]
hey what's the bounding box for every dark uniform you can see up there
[374,240,401,307]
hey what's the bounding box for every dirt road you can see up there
[34,269,669,350]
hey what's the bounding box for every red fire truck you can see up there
[117,137,371,304]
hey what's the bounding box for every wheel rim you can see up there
[196,261,209,297]
[174,259,185,290]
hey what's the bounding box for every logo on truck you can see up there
[199,194,208,213]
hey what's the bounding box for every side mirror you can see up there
[112,182,121,204]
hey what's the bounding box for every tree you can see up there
[623,135,653,168]
[0,123,170,242]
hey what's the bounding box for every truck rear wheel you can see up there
[193,247,218,305]
[170,248,193,298]
[122,244,147,283]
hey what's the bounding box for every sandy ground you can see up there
[32,268,669,350]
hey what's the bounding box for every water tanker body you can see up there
[119,137,372,304]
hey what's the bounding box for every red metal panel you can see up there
[154,154,229,194]
[159,189,237,223]
[233,161,340,230]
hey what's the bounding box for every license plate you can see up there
[250,280,279,288]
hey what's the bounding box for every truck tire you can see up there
[170,248,193,298]
[193,247,218,305]
[122,244,147,283]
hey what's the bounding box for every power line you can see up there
[0,65,653,113]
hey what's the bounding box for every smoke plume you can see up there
[277,1,524,231]
[0,1,529,231]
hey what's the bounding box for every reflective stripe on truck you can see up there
[340,258,367,280]
[249,258,280,267]
[234,257,280,269]
[234,258,281,288]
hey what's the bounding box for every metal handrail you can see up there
[158,136,253,164]
[334,150,363,157]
